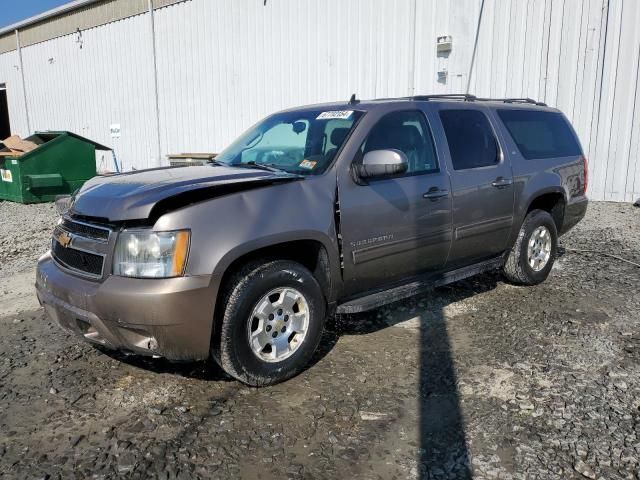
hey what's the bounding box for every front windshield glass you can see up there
[215,109,364,175]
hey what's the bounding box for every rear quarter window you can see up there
[497,109,581,160]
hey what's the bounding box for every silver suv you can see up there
[36,94,588,386]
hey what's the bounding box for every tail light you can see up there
[582,155,588,194]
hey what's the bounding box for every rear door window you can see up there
[439,109,499,170]
[497,109,581,159]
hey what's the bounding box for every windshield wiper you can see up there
[236,161,287,173]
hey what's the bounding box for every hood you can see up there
[71,165,302,222]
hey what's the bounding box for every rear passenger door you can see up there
[434,106,515,267]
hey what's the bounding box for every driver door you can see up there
[337,108,453,297]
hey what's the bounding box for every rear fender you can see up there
[509,173,568,247]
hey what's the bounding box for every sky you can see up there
[0,0,72,29]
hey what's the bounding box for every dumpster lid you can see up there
[1,131,112,156]
[34,131,112,151]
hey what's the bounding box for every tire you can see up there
[503,209,558,285]
[212,260,326,386]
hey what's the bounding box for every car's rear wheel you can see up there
[503,209,558,285]
[213,260,326,386]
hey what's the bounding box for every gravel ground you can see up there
[0,201,639,479]
[0,201,57,277]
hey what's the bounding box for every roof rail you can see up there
[410,94,547,107]
[411,94,478,102]
[482,97,548,106]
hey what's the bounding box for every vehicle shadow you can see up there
[321,270,502,479]
[96,347,230,381]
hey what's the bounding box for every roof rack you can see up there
[411,94,478,102]
[409,94,546,107]
[481,97,548,106]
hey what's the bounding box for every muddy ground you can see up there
[0,201,639,480]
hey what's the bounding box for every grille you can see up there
[52,241,104,277]
[61,218,110,241]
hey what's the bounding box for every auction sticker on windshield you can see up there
[299,159,317,170]
[316,110,353,120]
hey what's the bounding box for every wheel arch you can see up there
[214,232,338,304]
[522,189,566,232]
[209,235,337,351]
[221,236,334,290]
[507,186,567,251]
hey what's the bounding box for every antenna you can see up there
[349,93,359,105]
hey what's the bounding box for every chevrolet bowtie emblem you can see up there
[55,229,73,248]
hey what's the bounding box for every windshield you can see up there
[215,109,364,175]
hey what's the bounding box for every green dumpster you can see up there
[0,131,110,204]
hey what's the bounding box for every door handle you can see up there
[423,188,449,200]
[492,177,513,188]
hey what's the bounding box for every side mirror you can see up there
[357,149,408,179]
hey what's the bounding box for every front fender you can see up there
[153,175,341,295]
[210,230,340,284]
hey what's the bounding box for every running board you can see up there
[336,256,504,314]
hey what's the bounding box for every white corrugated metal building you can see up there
[0,0,638,202]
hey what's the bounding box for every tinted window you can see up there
[497,109,581,159]
[361,111,438,174]
[439,109,499,170]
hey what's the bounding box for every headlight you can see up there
[113,230,190,278]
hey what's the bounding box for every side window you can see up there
[360,110,439,175]
[439,109,499,170]
[496,109,581,159]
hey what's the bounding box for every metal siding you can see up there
[507,0,529,97]
[0,0,637,201]
[571,0,604,157]
[0,0,189,53]
[604,0,640,201]
[18,0,147,48]
[0,48,30,135]
[555,0,582,116]
[15,14,157,171]
[590,0,621,200]
[153,0,188,8]
[155,0,415,157]
[0,35,15,55]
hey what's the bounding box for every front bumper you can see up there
[36,252,219,361]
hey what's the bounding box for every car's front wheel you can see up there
[213,260,326,386]
[503,209,558,285]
